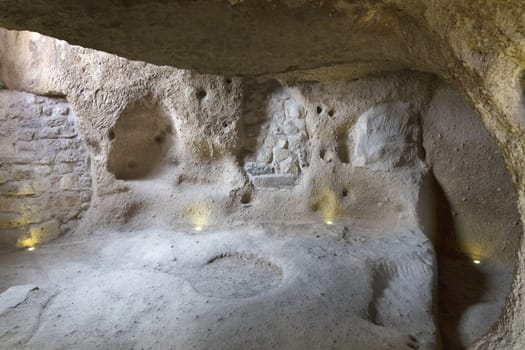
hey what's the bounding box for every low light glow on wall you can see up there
[17,231,40,249]
[318,188,339,225]
[186,201,211,231]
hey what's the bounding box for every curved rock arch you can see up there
[0,2,524,347]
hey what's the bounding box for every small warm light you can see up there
[473,259,481,264]
[186,202,211,232]
[318,188,338,225]
[27,247,35,251]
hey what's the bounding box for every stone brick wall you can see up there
[242,83,309,188]
[0,90,92,247]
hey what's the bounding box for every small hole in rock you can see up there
[342,189,348,197]
[317,106,322,114]
[108,130,115,140]
[328,109,335,117]
[225,78,232,84]
[241,192,252,204]
[154,135,164,144]
[196,89,207,100]
[222,121,229,128]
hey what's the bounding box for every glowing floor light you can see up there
[319,188,338,226]
[473,259,481,265]
[27,247,35,251]
[187,202,210,232]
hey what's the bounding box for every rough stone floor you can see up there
[0,225,511,350]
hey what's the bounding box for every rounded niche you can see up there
[107,98,173,180]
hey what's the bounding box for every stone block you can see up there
[55,163,74,174]
[0,139,16,156]
[34,165,52,176]
[15,141,36,152]
[16,129,35,141]
[57,106,70,115]
[43,116,64,127]
[38,126,61,139]
[12,168,33,180]
[41,139,78,152]
[273,147,291,163]
[60,174,79,190]
[279,157,300,175]
[0,125,13,136]
[251,174,296,188]
[64,193,82,207]
[32,178,51,193]
[0,170,11,184]
[55,149,79,163]
[79,175,92,188]
[34,156,54,165]
[60,125,78,138]
[245,162,273,176]
[19,120,42,129]
[42,106,54,116]
[256,148,273,163]
[52,192,81,211]
[276,139,288,148]
[0,181,37,196]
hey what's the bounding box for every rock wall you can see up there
[421,84,522,264]
[352,102,424,172]
[0,90,92,247]
[0,28,519,265]
[1,1,525,346]
[0,28,522,347]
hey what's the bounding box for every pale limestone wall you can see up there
[0,26,523,347]
[421,84,522,264]
[0,90,92,247]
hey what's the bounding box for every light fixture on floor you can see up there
[27,246,35,251]
[473,259,481,264]
[187,202,210,232]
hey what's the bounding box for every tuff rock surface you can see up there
[0,1,524,349]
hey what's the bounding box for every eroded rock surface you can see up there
[0,21,522,349]
[352,102,423,172]
[0,284,38,315]
[0,226,437,350]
